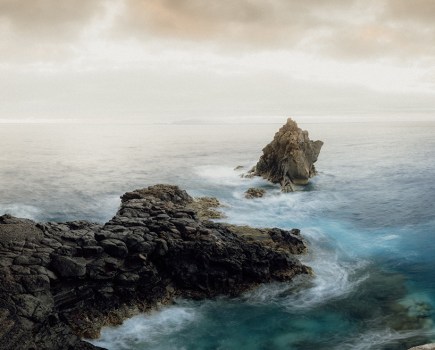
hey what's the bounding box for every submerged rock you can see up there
[244,187,266,199]
[0,184,309,350]
[251,118,323,191]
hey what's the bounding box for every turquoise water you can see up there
[1,121,434,349]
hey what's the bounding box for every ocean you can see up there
[1,120,435,349]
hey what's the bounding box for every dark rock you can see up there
[0,184,310,350]
[116,272,140,285]
[100,239,128,258]
[82,246,104,258]
[14,256,42,265]
[54,245,77,257]
[50,255,86,278]
[268,228,307,254]
[121,184,192,205]
[21,274,50,292]
[0,215,43,243]
[251,118,323,190]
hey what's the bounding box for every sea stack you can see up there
[253,118,323,192]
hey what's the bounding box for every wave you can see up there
[0,204,42,220]
[244,227,369,310]
[334,328,435,350]
[193,166,371,309]
[194,165,251,188]
[87,306,198,350]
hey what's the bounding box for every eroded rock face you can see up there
[0,185,310,350]
[253,118,323,191]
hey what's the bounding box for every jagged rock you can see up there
[245,187,266,199]
[0,184,310,350]
[251,118,323,190]
[223,225,307,255]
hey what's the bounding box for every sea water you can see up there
[1,120,435,349]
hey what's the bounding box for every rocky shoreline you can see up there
[0,184,310,350]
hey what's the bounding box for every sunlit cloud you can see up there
[0,0,434,120]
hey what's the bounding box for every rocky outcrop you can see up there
[252,118,323,191]
[187,196,224,220]
[244,187,266,199]
[409,345,435,350]
[0,184,310,350]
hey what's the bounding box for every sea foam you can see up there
[334,328,435,350]
[244,227,369,310]
[0,204,42,221]
[87,306,198,350]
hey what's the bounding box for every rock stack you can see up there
[252,118,323,191]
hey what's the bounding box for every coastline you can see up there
[0,184,310,350]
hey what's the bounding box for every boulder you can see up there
[244,187,266,199]
[100,239,128,258]
[252,118,323,191]
[50,255,86,278]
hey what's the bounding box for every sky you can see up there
[1,0,435,122]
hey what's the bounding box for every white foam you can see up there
[219,190,340,229]
[87,305,198,350]
[0,204,41,220]
[334,328,434,350]
[245,228,369,310]
[380,234,400,241]
[194,165,248,187]
[193,164,342,228]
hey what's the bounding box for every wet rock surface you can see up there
[251,118,323,191]
[0,184,309,350]
[245,187,266,199]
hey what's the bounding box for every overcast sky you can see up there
[1,0,435,122]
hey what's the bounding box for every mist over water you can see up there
[1,120,435,349]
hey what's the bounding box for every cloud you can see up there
[0,0,107,63]
[118,0,344,47]
[0,0,434,120]
[1,0,435,63]
[117,0,435,62]
[0,0,104,37]
[385,0,435,23]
